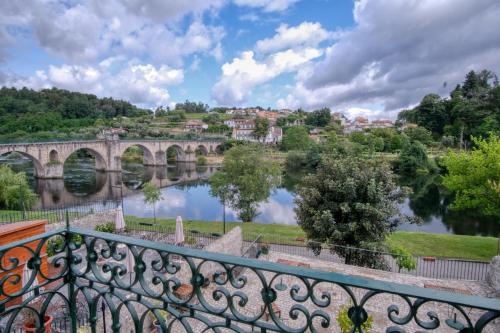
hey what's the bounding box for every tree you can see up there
[442,134,500,216]
[281,126,311,151]
[305,108,331,127]
[295,156,408,261]
[209,145,280,222]
[253,117,270,142]
[142,182,162,223]
[390,246,417,272]
[396,141,430,175]
[403,127,433,145]
[0,165,37,210]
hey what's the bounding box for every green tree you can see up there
[0,165,37,210]
[390,246,417,272]
[396,141,430,175]
[442,135,500,216]
[142,182,162,223]
[253,117,270,142]
[209,145,280,222]
[295,156,408,260]
[281,126,311,151]
[403,127,433,145]
[305,108,331,127]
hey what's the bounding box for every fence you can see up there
[265,239,491,281]
[0,199,120,225]
[0,226,498,333]
[123,221,222,249]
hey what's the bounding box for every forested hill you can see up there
[0,87,150,136]
[397,70,500,144]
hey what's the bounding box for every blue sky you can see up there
[1,0,500,119]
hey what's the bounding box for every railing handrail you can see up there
[69,226,500,311]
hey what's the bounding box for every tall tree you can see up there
[253,117,270,142]
[442,134,500,216]
[142,182,162,224]
[209,145,280,222]
[281,126,311,151]
[0,165,37,210]
[305,108,331,127]
[295,156,409,263]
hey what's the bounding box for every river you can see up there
[1,154,498,236]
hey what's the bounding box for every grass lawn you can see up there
[385,232,498,261]
[125,215,498,261]
[2,210,496,261]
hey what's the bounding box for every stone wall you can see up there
[486,256,500,297]
[45,209,118,232]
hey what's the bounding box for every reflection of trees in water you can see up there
[63,155,99,196]
[400,174,499,236]
[121,162,154,190]
[399,174,443,221]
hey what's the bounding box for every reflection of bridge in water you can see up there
[32,163,218,209]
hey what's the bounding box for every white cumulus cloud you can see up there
[233,0,299,12]
[279,0,500,116]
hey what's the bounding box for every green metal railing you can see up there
[1,223,499,332]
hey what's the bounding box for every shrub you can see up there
[197,156,207,165]
[390,245,417,272]
[337,305,373,333]
[95,222,115,233]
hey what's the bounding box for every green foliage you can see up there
[442,134,500,216]
[95,222,116,233]
[166,109,186,123]
[175,100,209,113]
[305,108,331,127]
[209,145,280,222]
[285,151,308,170]
[0,165,37,210]
[47,234,82,257]
[337,305,373,333]
[281,126,311,151]
[295,156,407,251]
[197,156,207,165]
[403,127,433,145]
[397,70,500,143]
[253,117,270,141]
[143,182,163,223]
[0,87,150,137]
[202,113,221,124]
[390,245,417,272]
[396,141,430,175]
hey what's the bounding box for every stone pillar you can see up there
[486,256,500,297]
[106,140,122,172]
[177,152,196,163]
[39,163,64,179]
[155,151,167,166]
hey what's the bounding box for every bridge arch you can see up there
[49,149,59,163]
[121,144,155,166]
[166,145,185,164]
[0,151,44,177]
[195,145,209,156]
[64,147,107,171]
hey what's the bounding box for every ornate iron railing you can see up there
[1,225,499,332]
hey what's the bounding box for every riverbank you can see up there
[125,216,498,261]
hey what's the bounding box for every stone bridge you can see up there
[0,139,223,178]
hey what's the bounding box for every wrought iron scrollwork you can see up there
[0,226,499,332]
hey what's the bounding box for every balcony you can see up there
[0,225,499,332]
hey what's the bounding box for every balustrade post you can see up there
[65,211,78,332]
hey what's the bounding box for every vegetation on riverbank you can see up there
[124,215,497,261]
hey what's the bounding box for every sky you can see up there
[1,0,500,119]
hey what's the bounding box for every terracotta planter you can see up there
[23,315,53,333]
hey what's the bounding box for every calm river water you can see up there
[1,155,498,236]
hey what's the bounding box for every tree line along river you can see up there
[0,153,498,237]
